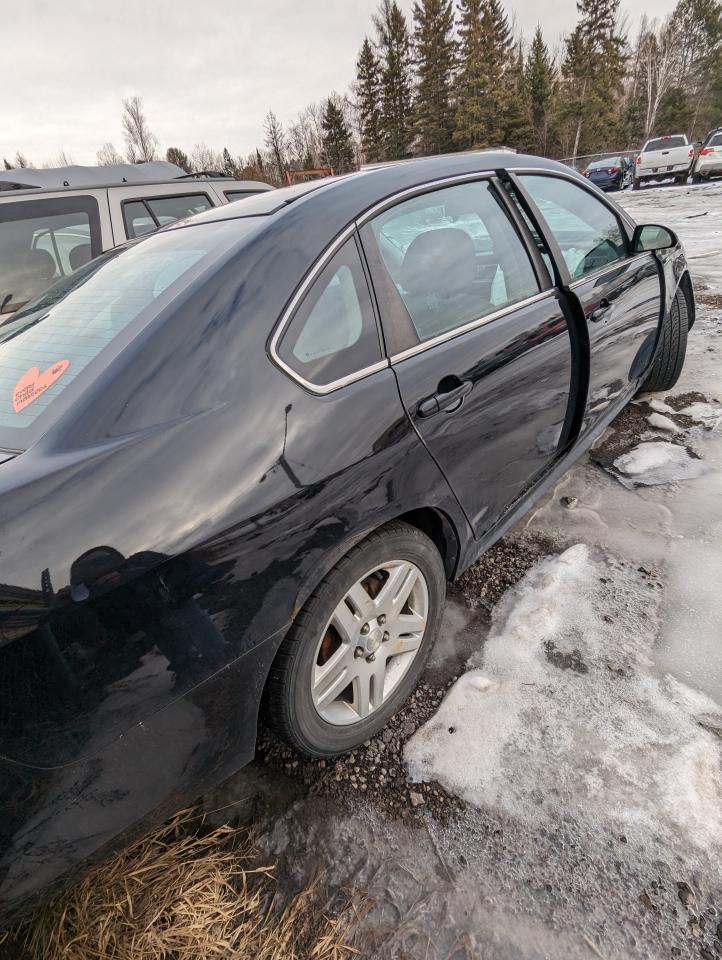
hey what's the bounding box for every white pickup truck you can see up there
[633,134,695,189]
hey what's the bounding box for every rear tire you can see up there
[692,173,702,184]
[638,288,688,394]
[632,176,640,191]
[264,521,446,757]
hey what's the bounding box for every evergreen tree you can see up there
[166,146,190,172]
[504,41,533,151]
[411,0,456,155]
[321,98,356,173]
[454,0,485,148]
[374,0,414,159]
[454,0,513,149]
[559,0,627,160]
[355,37,384,163]
[526,26,556,155]
[222,147,239,177]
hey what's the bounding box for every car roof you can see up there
[169,150,579,232]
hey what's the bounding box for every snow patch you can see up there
[612,440,707,486]
[647,412,680,433]
[406,545,722,852]
[648,398,677,415]
[680,401,722,425]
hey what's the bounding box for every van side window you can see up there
[123,193,212,239]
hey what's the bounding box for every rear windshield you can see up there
[0,220,251,436]
[588,158,623,169]
[644,136,687,151]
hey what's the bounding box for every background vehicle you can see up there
[0,151,694,925]
[0,161,272,315]
[633,134,694,188]
[582,155,632,191]
[692,127,722,182]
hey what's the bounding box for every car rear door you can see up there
[359,176,575,539]
[509,172,662,436]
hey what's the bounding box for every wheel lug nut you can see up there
[354,646,365,658]
[366,653,376,662]
[383,631,389,642]
[378,614,386,625]
[361,623,370,635]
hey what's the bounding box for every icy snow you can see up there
[647,412,680,433]
[612,440,707,486]
[680,401,722,425]
[406,544,722,851]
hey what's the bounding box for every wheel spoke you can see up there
[345,581,374,620]
[389,634,422,656]
[397,611,427,634]
[330,602,360,644]
[375,561,417,614]
[313,646,353,709]
[354,672,372,719]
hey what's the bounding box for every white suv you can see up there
[0,161,272,315]
[692,128,722,183]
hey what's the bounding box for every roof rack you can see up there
[0,160,187,191]
[176,170,231,179]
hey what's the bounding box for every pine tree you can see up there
[454,0,513,149]
[355,37,384,163]
[454,0,485,148]
[166,146,190,172]
[411,0,456,155]
[222,147,239,177]
[321,98,356,173]
[559,0,627,160]
[504,41,533,151]
[526,26,556,155]
[374,0,414,159]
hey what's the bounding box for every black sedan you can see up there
[0,151,694,922]
[583,156,632,191]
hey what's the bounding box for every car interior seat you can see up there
[400,227,487,340]
[69,243,92,272]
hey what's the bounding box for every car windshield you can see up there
[644,137,687,151]
[588,158,622,169]
[0,220,252,437]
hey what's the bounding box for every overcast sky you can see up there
[2,0,679,167]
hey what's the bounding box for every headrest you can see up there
[69,243,92,271]
[400,227,477,299]
[23,249,57,282]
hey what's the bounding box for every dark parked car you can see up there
[0,151,694,923]
[582,155,632,191]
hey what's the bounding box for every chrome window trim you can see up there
[355,170,496,226]
[268,223,390,395]
[389,289,554,363]
[512,166,638,231]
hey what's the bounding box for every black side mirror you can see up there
[633,224,678,253]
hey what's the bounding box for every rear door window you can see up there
[122,193,212,238]
[367,180,540,345]
[0,196,101,315]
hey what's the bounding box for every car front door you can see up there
[359,177,575,539]
[510,172,663,436]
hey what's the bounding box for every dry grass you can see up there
[2,808,363,960]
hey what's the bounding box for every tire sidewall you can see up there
[281,527,446,757]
